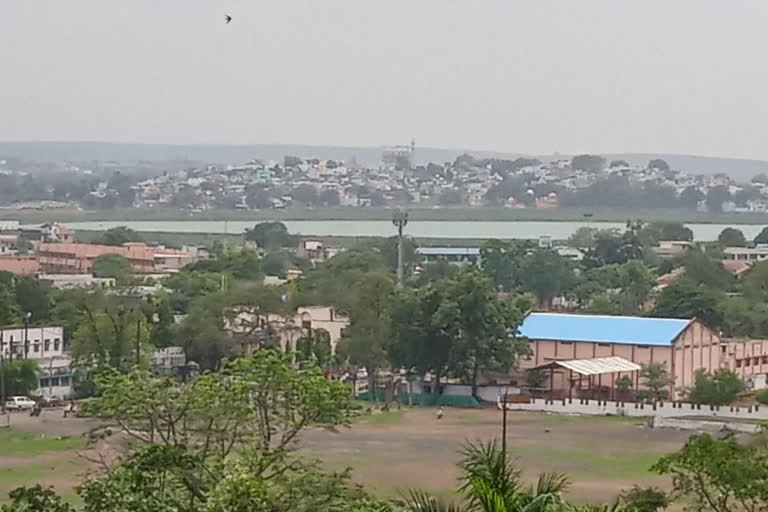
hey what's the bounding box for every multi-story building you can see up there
[37,242,199,274]
[0,325,72,399]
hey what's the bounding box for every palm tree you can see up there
[401,439,570,512]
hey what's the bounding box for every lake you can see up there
[66,220,768,241]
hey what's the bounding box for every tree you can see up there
[439,188,463,205]
[688,369,744,406]
[610,159,629,168]
[92,254,132,281]
[567,227,599,249]
[262,251,288,277]
[519,249,575,308]
[480,239,536,292]
[0,283,21,325]
[14,277,50,323]
[0,360,39,396]
[96,226,144,246]
[647,159,670,171]
[652,280,725,328]
[680,186,705,211]
[571,154,606,173]
[652,433,768,512]
[718,227,747,247]
[70,351,371,512]
[752,173,768,184]
[649,222,693,242]
[705,185,731,213]
[639,362,673,402]
[679,248,734,290]
[755,226,768,245]
[620,486,669,512]
[319,188,341,206]
[244,221,293,251]
[0,485,75,512]
[176,294,236,371]
[335,271,396,400]
[292,184,319,206]
[439,267,528,398]
[70,294,151,370]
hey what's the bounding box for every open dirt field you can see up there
[0,406,693,505]
[299,407,693,504]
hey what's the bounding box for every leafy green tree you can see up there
[92,253,133,281]
[185,248,262,281]
[620,486,669,512]
[688,369,744,406]
[647,159,670,172]
[96,226,144,246]
[567,227,600,249]
[13,277,50,322]
[319,188,341,206]
[292,184,319,205]
[0,283,21,325]
[0,360,39,396]
[175,293,236,371]
[647,222,693,242]
[639,362,673,402]
[718,227,747,247]
[652,280,725,328]
[439,267,528,398]
[262,250,288,277]
[755,226,768,245]
[149,294,175,348]
[480,239,536,292]
[70,294,150,370]
[571,154,606,173]
[519,249,575,307]
[742,261,768,302]
[679,248,734,290]
[67,351,371,512]
[336,271,395,400]
[0,485,75,512]
[244,221,293,251]
[680,186,705,211]
[653,433,768,512]
[705,185,731,213]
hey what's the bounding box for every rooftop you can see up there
[519,312,693,346]
[416,247,481,256]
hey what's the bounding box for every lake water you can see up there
[66,220,768,241]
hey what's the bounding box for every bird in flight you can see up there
[225,14,232,24]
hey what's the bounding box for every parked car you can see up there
[4,396,36,410]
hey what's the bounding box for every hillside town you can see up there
[4,151,768,213]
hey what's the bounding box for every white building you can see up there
[0,325,73,399]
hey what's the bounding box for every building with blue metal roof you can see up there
[519,313,692,346]
[517,312,722,399]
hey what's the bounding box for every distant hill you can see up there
[1,141,767,181]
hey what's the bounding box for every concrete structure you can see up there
[0,256,40,275]
[416,247,481,264]
[518,313,722,397]
[37,273,115,289]
[230,305,349,353]
[37,242,198,274]
[0,325,72,399]
[724,246,768,262]
[656,240,693,258]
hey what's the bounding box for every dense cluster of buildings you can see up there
[0,222,201,278]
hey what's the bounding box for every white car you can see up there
[4,396,36,410]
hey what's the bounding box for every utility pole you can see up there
[392,209,408,287]
[23,312,31,360]
[501,388,509,458]
[1,329,5,413]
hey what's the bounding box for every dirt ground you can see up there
[299,407,692,504]
[1,406,693,505]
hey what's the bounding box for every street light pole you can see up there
[392,209,408,287]
[23,312,31,360]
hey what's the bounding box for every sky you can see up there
[2,0,768,159]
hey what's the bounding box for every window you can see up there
[598,343,610,347]
[762,356,768,365]
[637,345,649,349]
[301,320,312,330]
[560,341,573,345]
[33,344,39,353]
[722,345,727,354]
[44,339,50,351]
[53,339,60,351]
[755,358,761,367]
[736,359,742,368]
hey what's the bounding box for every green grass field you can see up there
[0,429,85,456]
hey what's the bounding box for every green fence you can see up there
[356,391,481,408]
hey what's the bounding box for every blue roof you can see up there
[519,313,692,346]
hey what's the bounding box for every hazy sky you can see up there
[3,1,768,159]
